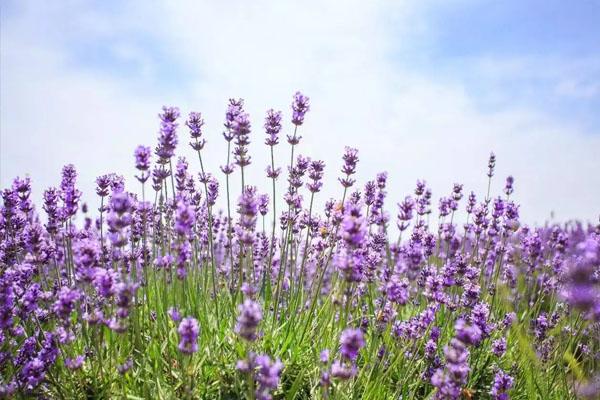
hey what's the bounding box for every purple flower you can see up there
[339,147,359,188]
[339,328,365,362]
[187,111,206,151]
[307,160,325,193]
[291,91,310,126]
[151,166,169,191]
[504,176,514,196]
[237,353,283,400]
[168,307,181,322]
[432,338,470,399]
[106,192,133,247]
[364,181,377,206]
[207,176,219,206]
[114,280,138,318]
[53,287,81,320]
[490,369,514,400]
[20,358,46,390]
[330,360,357,380]
[264,109,282,146]
[221,163,235,175]
[93,268,117,298]
[65,355,85,370]
[471,302,492,338]
[258,194,269,216]
[235,299,262,341]
[492,337,507,357]
[254,354,284,400]
[117,358,134,375]
[341,202,366,248]
[60,164,81,218]
[320,349,330,364]
[386,277,409,305]
[178,317,200,354]
[501,312,517,329]
[175,199,196,237]
[562,237,599,312]
[237,186,259,244]
[455,318,482,346]
[487,152,496,178]
[134,145,152,172]
[397,196,415,231]
[466,191,477,214]
[0,380,17,397]
[266,165,281,179]
[39,332,58,366]
[224,98,244,141]
[174,157,189,192]
[155,106,180,161]
[233,111,252,167]
[43,187,61,234]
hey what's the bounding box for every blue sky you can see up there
[403,1,600,130]
[1,0,599,224]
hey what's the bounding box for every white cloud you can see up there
[1,0,599,227]
[556,78,600,99]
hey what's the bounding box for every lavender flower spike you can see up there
[178,317,200,354]
[235,299,263,341]
[291,91,310,126]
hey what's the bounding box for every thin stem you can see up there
[196,148,220,324]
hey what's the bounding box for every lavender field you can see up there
[1,92,599,399]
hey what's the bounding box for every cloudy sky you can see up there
[1,0,599,226]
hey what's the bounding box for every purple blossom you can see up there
[431,338,470,399]
[258,194,269,216]
[60,164,81,218]
[454,318,482,346]
[224,98,244,141]
[187,111,206,151]
[237,186,259,244]
[155,106,180,162]
[53,287,81,320]
[490,369,514,400]
[504,176,515,196]
[341,202,367,248]
[178,317,200,354]
[339,147,359,188]
[339,328,365,362]
[233,110,252,167]
[134,145,152,172]
[291,91,310,126]
[487,152,496,178]
[254,354,284,400]
[175,199,196,237]
[307,160,325,193]
[235,299,262,341]
[117,358,134,375]
[492,337,507,357]
[331,360,357,380]
[320,349,330,364]
[20,358,46,390]
[65,355,85,370]
[168,307,181,322]
[264,109,282,146]
[207,176,219,206]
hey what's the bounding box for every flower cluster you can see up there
[0,91,598,399]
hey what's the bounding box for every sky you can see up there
[1,0,599,227]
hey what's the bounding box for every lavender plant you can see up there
[0,92,599,400]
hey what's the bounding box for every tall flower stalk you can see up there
[187,111,220,322]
